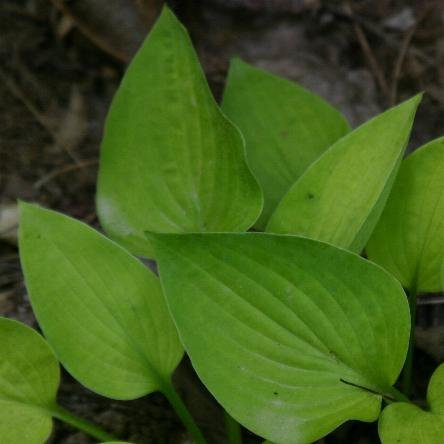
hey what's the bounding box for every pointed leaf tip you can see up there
[97,4,262,257]
[227,57,249,76]
[266,94,421,252]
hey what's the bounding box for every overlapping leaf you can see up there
[19,202,183,400]
[97,7,262,257]
[379,364,444,443]
[0,317,59,444]
[367,137,444,292]
[150,232,410,443]
[267,95,421,253]
[222,59,350,228]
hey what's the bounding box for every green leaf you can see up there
[149,232,410,444]
[442,260,444,290]
[222,58,350,228]
[379,363,444,443]
[0,317,59,444]
[367,137,444,292]
[19,202,183,400]
[266,95,421,253]
[97,7,262,257]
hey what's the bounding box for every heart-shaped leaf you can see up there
[379,363,444,443]
[19,202,183,400]
[367,137,444,293]
[150,232,410,443]
[266,95,421,253]
[222,58,350,228]
[0,317,59,444]
[97,6,262,257]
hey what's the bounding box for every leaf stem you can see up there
[339,378,409,403]
[385,385,410,403]
[401,281,418,396]
[224,410,243,444]
[51,404,118,442]
[161,381,208,444]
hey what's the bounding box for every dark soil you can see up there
[1,1,443,443]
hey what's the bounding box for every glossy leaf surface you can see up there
[150,232,410,444]
[97,7,262,257]
[367,137,444,292]
[19,202,183,400]
[222,59,350,228]
[267,95,421,253]
[0,317,59,444]
[379,364,444,443]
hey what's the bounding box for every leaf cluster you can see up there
[3,6,444,444]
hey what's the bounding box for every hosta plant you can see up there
[5,5,444,444]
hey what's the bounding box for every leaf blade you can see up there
[0,317,60,444]
[150,232,410,443]
[379,364,444,444]
[97,7,262,257]
[19,202,183,400]
[266,95,421,252]
[367,136,444,292]
[222,59,350,228]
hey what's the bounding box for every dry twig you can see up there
[344,2,390,99]
[389,6,433,105]
[0,67,82,164]
[34,159,98,189]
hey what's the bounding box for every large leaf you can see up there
[367,137,444,293]
[19,202,183,400]
[97,6,262,257]
[222,58,350,228]
[442,260,444,289]
[149,232,410,444]
[0,317,59,444]
[266,95,421,253]
[379,363,444,443]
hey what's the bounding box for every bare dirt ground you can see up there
[1,1,443,443]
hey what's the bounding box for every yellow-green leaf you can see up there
[379,363,444,443]
[150,232,410,444]
[97,7,262,257]
[19,202,183,400]
[267,95,421,253]
[0,317,59,444]
[222,58,350,228]
[367,137,444,292]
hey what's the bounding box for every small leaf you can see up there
[222,59,350,228]
[379,363,444,443]
[266,95,421,253]
[367,137,444,292]
[19,202,183,400]
[0,317,59,444]
[150,232,410,444]
[97,7,262,257]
